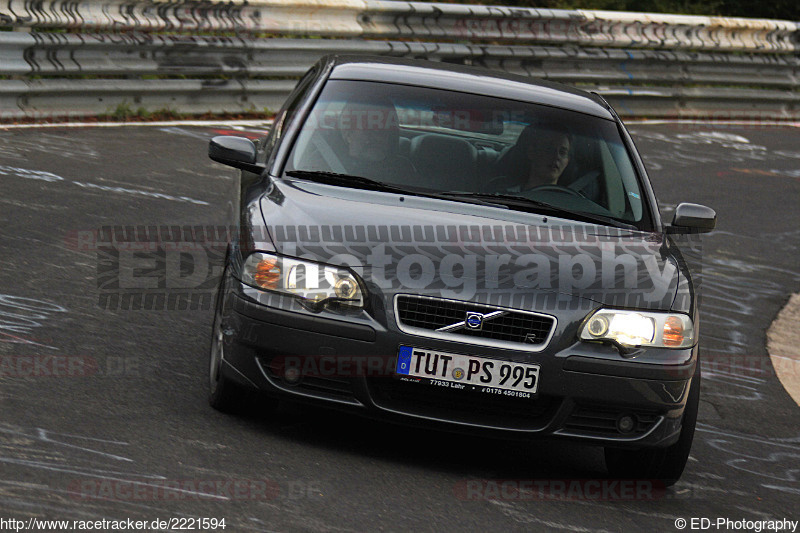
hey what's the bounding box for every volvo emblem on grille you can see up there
[465,312,484,330]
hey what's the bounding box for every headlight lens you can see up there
[242,252,365,310]
[579,309,694,349]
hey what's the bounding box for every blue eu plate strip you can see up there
[396,345,412,375]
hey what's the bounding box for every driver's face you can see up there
[339,104,393,162]
[526,131,570,184]
[341,127,391,162]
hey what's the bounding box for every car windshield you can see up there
[285,80,650,228]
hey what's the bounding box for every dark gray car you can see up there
[207,55,716,485]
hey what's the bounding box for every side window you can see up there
[280,68,317,133]
[262,67,318,157]
[599,140,643,221]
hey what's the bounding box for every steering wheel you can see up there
[481,175,517,193]
[526,184,585,198]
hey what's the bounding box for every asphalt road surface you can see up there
[1,121,798,532]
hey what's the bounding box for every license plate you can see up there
[395,346,539,395]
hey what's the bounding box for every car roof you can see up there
[325,55,615,121]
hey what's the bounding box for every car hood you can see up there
[258,179,681,311]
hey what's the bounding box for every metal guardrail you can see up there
[1,0,798,120]
[2,0,798,52]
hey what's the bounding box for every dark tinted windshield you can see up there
[286,80,650,228]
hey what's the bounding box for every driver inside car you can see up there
[487,123,574,193]
[336,99,418,184]
[521,125,571,190]
[295,96,418,184]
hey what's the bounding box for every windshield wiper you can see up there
[286,170,415,194]
[284,171,509,209]
[439,191,637,230]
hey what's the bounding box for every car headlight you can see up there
[579,309,694,350]
[241,252,365,311]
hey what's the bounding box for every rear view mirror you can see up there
[668,203,717,234]
[208,136,265,174]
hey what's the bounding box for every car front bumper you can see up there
[218,282,697,449]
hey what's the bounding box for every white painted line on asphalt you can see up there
[0,164,209,205]
[696,424,800,450]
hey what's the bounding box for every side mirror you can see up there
[208,136,265,174]
[667,202,717,234]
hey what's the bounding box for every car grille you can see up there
[558,405,663,440]
[370,378,558,430]
[394,295,556,351]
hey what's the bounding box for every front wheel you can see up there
[604,365,700,487]
[207,266,278,415]
[208,282,249,413]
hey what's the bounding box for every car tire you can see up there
[208,264,278,415]
[208,270,250,413]
[604,363,700,487]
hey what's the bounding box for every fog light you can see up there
[616,414,636,434]
[284,366,302,385]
